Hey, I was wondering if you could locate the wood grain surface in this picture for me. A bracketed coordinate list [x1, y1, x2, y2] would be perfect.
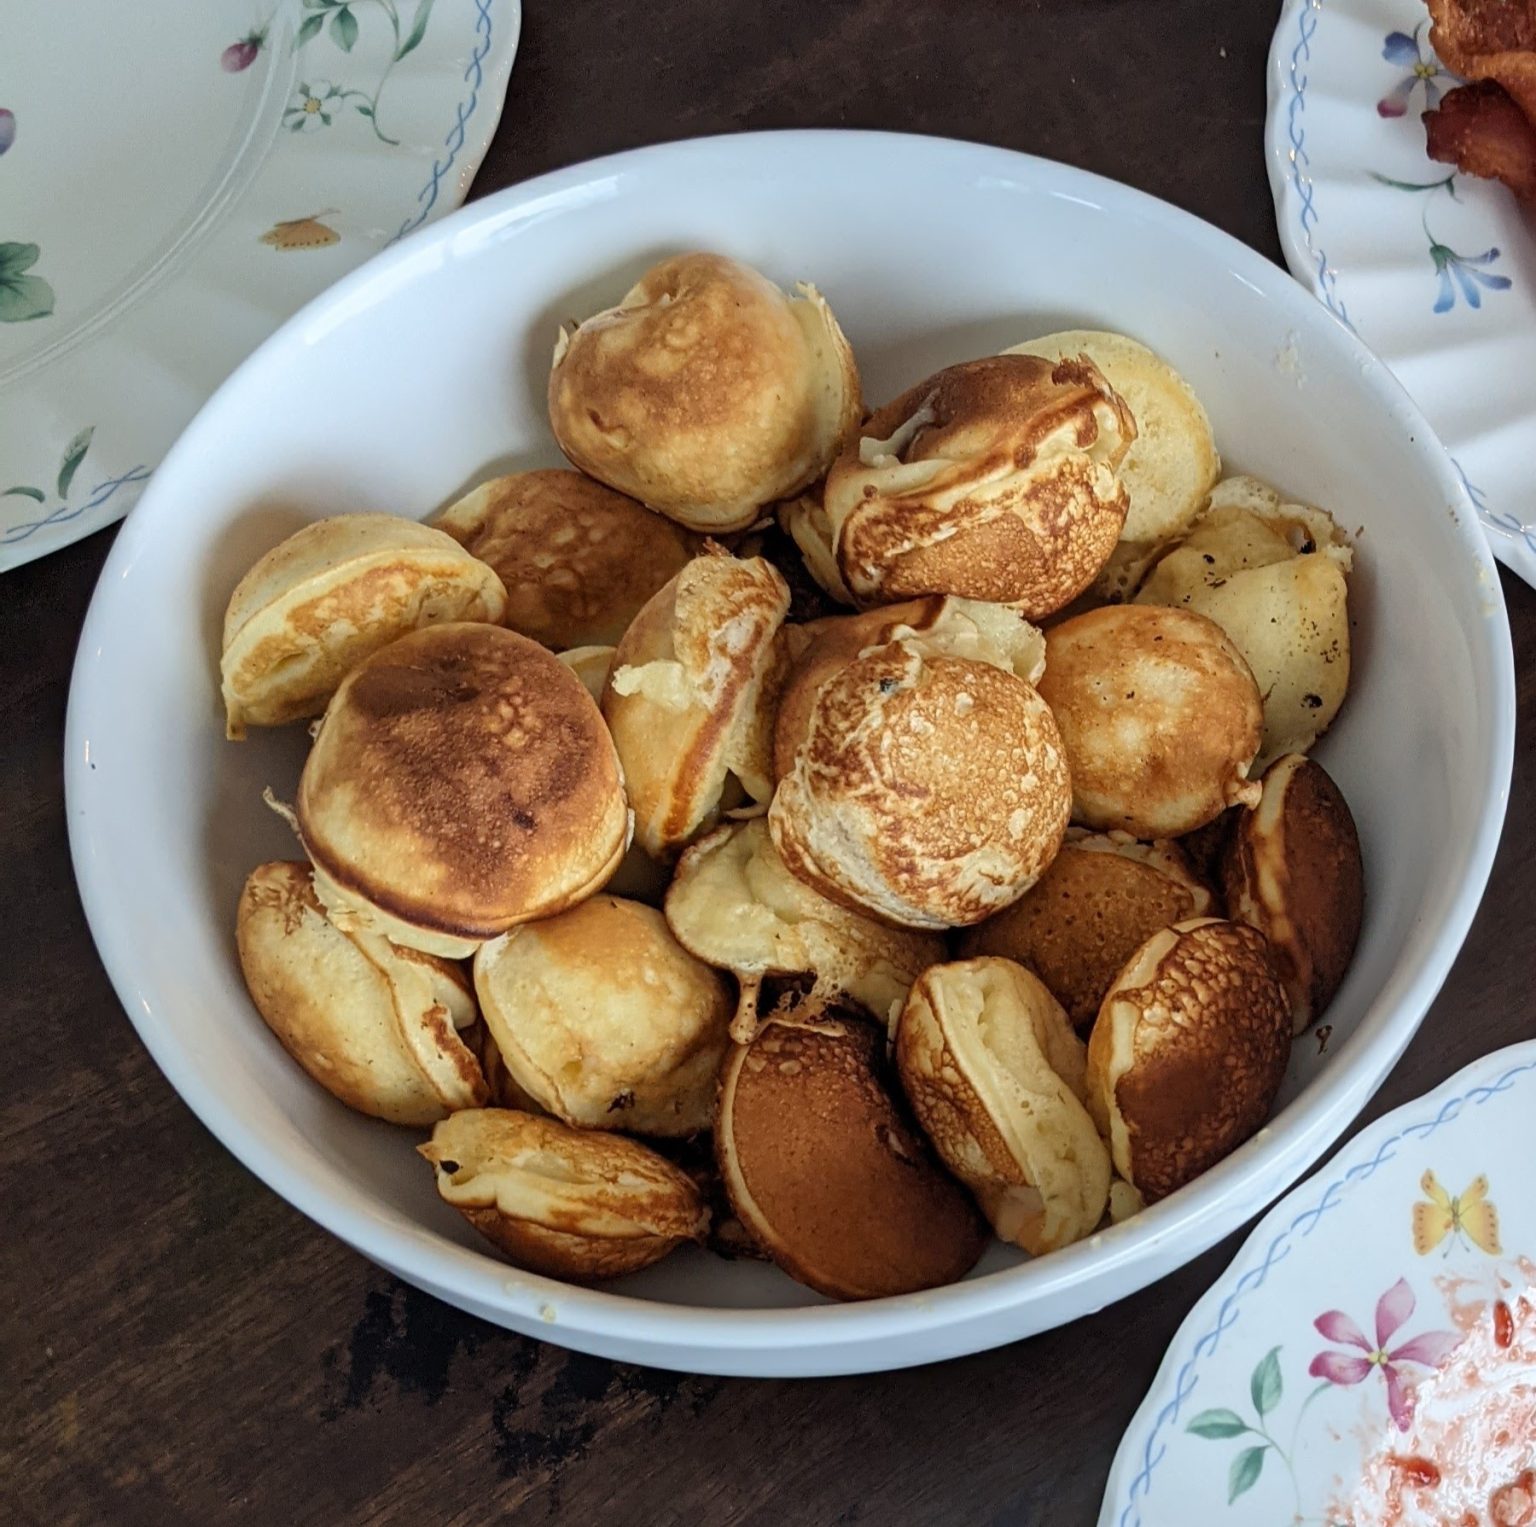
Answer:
[4, 3, 1532, 1523]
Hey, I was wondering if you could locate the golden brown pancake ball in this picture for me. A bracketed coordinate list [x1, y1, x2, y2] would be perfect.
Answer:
[1086, 918, 1291, 1202]
[1003, 330, 1219, 599]
[548, 252, 861, 534]
[603, 548, 789, 860]
[958, 832, 1214, 1032]
[433, 469, 692, 650]
[772, 595, 1046, 782]
[769, 638, 1072, 929]
[420, 1109, 708, 1281]
[1221, 753, 1364, 1034]
[473, 895, 733, 1137]
[715, 1012, 987, 1299]
[296, 622, 630, 958]
[1037, 604, 1263, 838]
[823, 353, 1135, 615]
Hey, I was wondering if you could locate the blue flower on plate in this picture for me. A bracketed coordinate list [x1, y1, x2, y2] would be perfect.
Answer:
[1431, 242, 1512, 312]
[1378, 27, 1448, 118]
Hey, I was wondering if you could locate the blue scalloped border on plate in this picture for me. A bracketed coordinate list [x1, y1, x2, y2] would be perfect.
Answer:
[390, 0, 497, 246]
[1110, 1048, 1536, 1525]
[1284, 0, 1353, 327]
[1271, 0, 1536, 570]
[0, 0, 519, 572]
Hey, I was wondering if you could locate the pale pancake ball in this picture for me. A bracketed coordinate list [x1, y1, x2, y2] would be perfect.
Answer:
[236, 861, 486, 1125]
[1038, 604, 1263, 838]
[473, 895, 733, 1137]
[420, 1109, 707, 1281]
[665, 817, 946, 1037]
[1134, 476, 1353, 769]
[220, 513, 507, 738]
[895, 958, 1111, 1255]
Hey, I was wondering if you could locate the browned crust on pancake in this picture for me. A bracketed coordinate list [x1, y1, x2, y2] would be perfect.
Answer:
[715, 1014, 986, 1299]
[769, 646, 1072, 928]
[433, 469, 693, 649]
[1221, 754, 1364, 1033]
[826, 353, 1133, 614]
[1087, 919, 1290, 1202]
[297, 622, 627, 942]
[959, 840, 1212, 1031]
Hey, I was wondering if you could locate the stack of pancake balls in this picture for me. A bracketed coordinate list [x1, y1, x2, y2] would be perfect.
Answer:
[224, 251, 1364, 1301]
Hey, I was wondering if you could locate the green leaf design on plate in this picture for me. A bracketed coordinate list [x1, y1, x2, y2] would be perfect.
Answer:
[1228, 1445, 1266, 1504]
[56, 426, 94, 499]
[331, 6, 358, 51]
[356, 103, 374, 117]
[1, 485, 45, 503]
[0, 242, 56, 322]
[1368, 171, 1457, 194]
[395, 0, 436, 61]
[296, 12, 325, 45]
[1250, 1347, 1282, 1418]
[1185, 1408, 1249, 1439]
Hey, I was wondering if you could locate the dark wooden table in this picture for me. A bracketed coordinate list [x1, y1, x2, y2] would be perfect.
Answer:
[5, 3, 1532, 1522]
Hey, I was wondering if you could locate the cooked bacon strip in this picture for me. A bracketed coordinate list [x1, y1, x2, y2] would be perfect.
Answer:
[1427, 0, 1536, 121]
[1424, 79, 1536, 204]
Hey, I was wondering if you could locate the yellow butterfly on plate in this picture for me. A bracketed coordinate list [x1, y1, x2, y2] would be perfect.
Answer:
[1413, 1169, 1501, 1256]
[260, 211, 340, 252]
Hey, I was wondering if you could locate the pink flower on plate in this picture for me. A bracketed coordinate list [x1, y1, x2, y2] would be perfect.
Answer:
[1309, 1278, 1461, 1430]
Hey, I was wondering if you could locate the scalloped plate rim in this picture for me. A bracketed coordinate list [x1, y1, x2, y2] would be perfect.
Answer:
[1264, 0, 1536, 589]
[1099, 1036, 1536, 1524]
[0, 0, 522, 575]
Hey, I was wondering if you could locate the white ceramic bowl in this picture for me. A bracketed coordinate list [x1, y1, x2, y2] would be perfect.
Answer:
[65, 131, 1514, 1378]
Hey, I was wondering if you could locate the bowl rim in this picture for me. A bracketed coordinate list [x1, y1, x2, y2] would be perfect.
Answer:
[64, 128, 1516, 1366]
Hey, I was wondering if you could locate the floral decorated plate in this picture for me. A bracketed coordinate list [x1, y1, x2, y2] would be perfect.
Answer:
[0, 0, 520, 572]
[1267, 0, 1536, 588]
[1101, 1040, 1536, 1525]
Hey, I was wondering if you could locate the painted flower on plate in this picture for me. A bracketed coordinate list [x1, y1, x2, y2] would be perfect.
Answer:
[1309, 1277, 1460, 1430]
[1431, 242, 1513, 313]
[1378, 27, 1449, 118]
[284, 81, 346, 132]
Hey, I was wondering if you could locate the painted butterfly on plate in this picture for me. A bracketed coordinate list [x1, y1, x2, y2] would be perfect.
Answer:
[1412, 1169, 1500, 1257]
[260, 212, 340, 251]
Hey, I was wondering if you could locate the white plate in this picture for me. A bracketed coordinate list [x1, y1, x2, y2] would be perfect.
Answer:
[64, 131, 1515, 1377]
[1267, 0, 1536, 588]
[0, 0, 520, 572]
[1101, 1039, 1536, 1525]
